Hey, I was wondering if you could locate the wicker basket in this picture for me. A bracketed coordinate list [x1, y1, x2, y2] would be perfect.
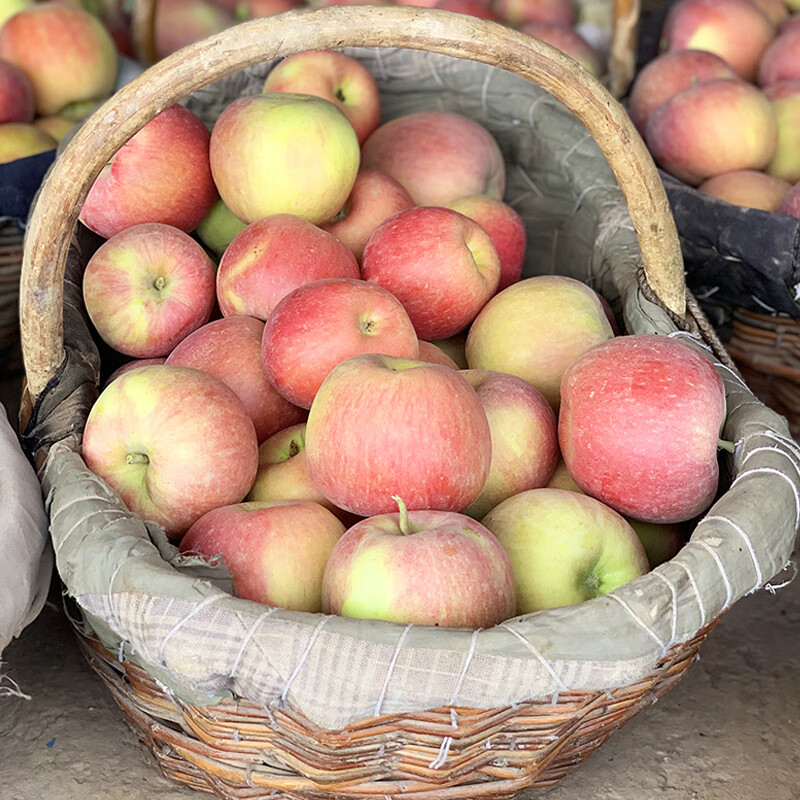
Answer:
[0, 219, 24, 375]
[18, 8, 800, 799]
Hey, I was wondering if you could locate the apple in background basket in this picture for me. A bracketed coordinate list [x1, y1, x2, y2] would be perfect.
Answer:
[757, 26, 800, 86]
[0, 3, 118, 118]
[461, 369, 559, 520]
[0, 60, 34, 124]
[447, 195, 527, 291]
[493, 0, 575, 28]
[216, 214, 360, 320]
[210, 93, 360, 226]
[698, 169, 791, 211]
[0, 122, 54, 164]
[263, 50, 381, 145]
[360, 111, 505, 207]
[465, 275, 615, 410]
[32, 115, 74, 143]
[778, 181, 800, 218]
[83, 223, 216, 358]
[305, 353, 492, 516]
[82, 365, 259, 539]
[645, 79, 777, 186]
[180, 500, 345, 612]
[262, 278, 420, 410]
[764, 81, 800, 184]
[80, 104, 218, 239]
[559, 334, 727, 524]
[361, 206, 500, 341]
[166, 315, 307, 442]
[320, 168, 415, 262]
[153, 0, 235, 61]
[482, 488, 649, 613]
[749, 0, 789, 26]
[322, 499, 516, 628]
[626, 49, 737, 136]
[659, 0, 776, 83]
[519, 24, 602, 77]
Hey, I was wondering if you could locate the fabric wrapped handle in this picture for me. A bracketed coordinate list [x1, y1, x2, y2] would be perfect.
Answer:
[19, 6, 685, 399]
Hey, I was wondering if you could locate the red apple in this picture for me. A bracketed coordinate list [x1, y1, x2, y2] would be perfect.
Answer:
[748, 0, 789, 26]
[305, 354, 492, 516]
[493, 0, 574, 27]
[154, 0, 234, 61]
[166, 315, 307, 442]
[361, 206, 500, 340]
[0, 121, 55, 163]
[0, 3, 117, 117]
[461, 369, 559, 519]
[697, 169, 791, 210]
[82, 365, 259, 538]
[361, 111, 506, 206]
[321, 499, 516, 628]
[626, 49, 737, 135]
[209, 93, 360, 226]
[660, 0, 776, 82]
[447, 194, 527, 291]
[465, 275, 615, 409]
[80, 104, 218, 239]
[417, 339, 460, 369]
[263, 50, 381, 145]
[758, 27, 800, 86]
[320, 168, 415, 262]
[519, 23, 603, 77]
[0, 59, 33, 124]
[180, 500, 345, 611]
[216, 214, 360, 320]
[83, 223, 216, 358]
[262, 278, 420, 410]
[778, 181, 800, 217]
[559, 334, 726, 524]
[645, 79, 777, 186]
[764, 80, 800, 183]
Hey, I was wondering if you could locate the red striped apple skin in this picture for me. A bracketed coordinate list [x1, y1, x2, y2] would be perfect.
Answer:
[558, 335, 726, 524]
[306, 354, 492, 517]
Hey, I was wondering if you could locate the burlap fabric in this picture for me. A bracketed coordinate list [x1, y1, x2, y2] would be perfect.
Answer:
[24, 49, 800, 730]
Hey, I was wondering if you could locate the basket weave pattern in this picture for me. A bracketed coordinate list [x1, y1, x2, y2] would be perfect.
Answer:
[0, 220, 24, 374]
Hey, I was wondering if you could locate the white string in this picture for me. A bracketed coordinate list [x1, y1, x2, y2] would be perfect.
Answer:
[280, 616, 331, 704]
[448, 628, 481, 707]
[741, 446, 800, 484]
[571, 184, 606, 215]
[651, 571, 678, 649]
[372, 48, 387, 81]
[500, 623, 569, 692]
[373, 624, 413, 717]
[158, 594, 223, 663]
[526, 93, 550, 127]
[672, 561, 707, 627]
[702, 514, 763, 593]
[0, 673, 31, 700]
[228, 607, 278, 679]
[607, 594, 667, 651]
[55, 508, 120, 555]
[730, 467, 800, 529]
[514, 165, 544, 198]
[428, 736, 453, 770]
[480, 69, 492, 114]
[559, 131, 592, 175]
[765, 560, 798, 594]
[695, 540, 733, 609]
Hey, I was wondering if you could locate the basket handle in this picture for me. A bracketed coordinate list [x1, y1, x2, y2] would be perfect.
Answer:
[608, 0, 640, 98]
[130, 0, 157, 67]
[20, 6, 685, 400]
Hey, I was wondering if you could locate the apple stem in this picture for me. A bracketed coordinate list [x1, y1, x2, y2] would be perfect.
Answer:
[717, 438, 736, 454]
[126, 452, 150, 465]
[289, 440, 300, 458]
[392, 495, 413, 535]
[153, 276, 166, 291]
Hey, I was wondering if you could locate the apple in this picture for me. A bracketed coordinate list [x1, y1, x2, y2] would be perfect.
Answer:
[262, 278, 420, 409]
[322, 498, 516, 627]
[417, 339, 460, 369]
[545, 458, 583, 493]
[749, 0, 789, 26]
[0, 59, 33, 124]
[447, 195, 527, 291]
[465, 275, 615, 409]
[305, 354, 492, 516]
[764, 81, 800, 183]
[104, 357, 167, 387]
[360, 111, 505, 206]
[180, 500, 344, 611]
[0, 122, 55, 163]
[32, 115, 75, 143]
[82, 364, 259, 538]
[461, 369, 559, 519]
[697, 169, 791, 211]
[209, 93, 360, 226]
[519, 23, 603, 77]
[493, 0, 575, 27]
[433, 0, 501, 20]
[645, 79, 777, 186]
[559, 334, 726, 524]
[361, 206, 500, 340]
[429, 333, 468, 369]
[263, 50, 381, 145]
[195, 197, 246, 257]
[216, 214, 360, 320]
[320, 168, 415, 262]
[626, 49, 737, 135]
[482, 488, 649, 613]
[0, 3, 118, 118]
[154, 0, 234, 61]
[758, 26, 800, 86]
[82, 222, 217, 358]
[628, 518, 689, 569]
[0, 0, 32, 29]
[659, 0, 776, 82]
[782, 13, 800, 32]
[166, 315, 306, 442]
[80, 104, 218, 239]
[778, 181, 800, 217]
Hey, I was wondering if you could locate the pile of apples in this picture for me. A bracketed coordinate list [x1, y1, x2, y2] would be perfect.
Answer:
[79, 49, 728, 631]
[628, 0, 800, 218]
